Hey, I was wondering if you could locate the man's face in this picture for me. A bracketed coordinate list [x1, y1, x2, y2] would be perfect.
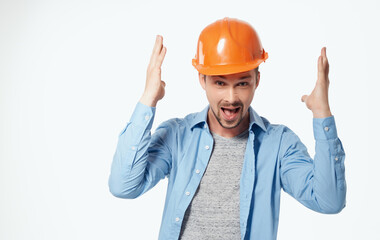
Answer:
[199, 68, 260, 129]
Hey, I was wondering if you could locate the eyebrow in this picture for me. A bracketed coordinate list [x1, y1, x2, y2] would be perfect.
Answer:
[213, 75, 251, 80]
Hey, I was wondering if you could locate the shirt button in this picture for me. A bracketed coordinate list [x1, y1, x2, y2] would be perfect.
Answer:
[175, 217, 180, 222]
[131, 146, 136, 150]
[324, 126, 329, 131]
[204, 125, 207, 129]
[145, 115, 150, 121]
[335, 157, 339, 161]
[195, 169, 200, 174]
[205, 145, 210, 150]
[185, 191, 190, 196]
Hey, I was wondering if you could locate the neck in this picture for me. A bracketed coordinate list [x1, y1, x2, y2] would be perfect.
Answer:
[207, 108, 250, 138]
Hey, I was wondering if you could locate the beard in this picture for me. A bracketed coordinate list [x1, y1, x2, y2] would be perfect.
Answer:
[210, 102, 245, 129]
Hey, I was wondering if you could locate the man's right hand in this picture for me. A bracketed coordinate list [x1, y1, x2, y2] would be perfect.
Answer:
[139, 35, 167, 107]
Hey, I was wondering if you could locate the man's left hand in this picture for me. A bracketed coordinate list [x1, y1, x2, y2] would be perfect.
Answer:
[301, 47, 333, 118]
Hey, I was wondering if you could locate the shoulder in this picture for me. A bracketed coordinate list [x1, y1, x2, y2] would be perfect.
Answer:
[154, 109, 201, 133]
[259, 116, 305, 158]
[259, 116, 302, 146]
[260, 116, 290, 136]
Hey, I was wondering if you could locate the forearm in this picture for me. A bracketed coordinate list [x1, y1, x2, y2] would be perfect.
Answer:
[140, 94, 159, 107]
[280, 115, 346, 214]
[312, 116, 346, 213]
[108, 102, 156, 199]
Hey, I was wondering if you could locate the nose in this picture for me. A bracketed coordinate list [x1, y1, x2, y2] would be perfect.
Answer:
[225, 86, 239, 104]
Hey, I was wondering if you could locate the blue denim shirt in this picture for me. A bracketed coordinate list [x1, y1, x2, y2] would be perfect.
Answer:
[108, 102, 346, 240]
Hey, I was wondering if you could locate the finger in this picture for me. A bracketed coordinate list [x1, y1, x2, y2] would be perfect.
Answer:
[318, 57, 328, 83]
[149, 35, 163, 64]
[301, 95, 308, 102]
[156, 46, 167, 68]
[318, 47, 329, 81]
[322, 47, 329, 65]
[321, 47, 326, 58]
[322, 47, 329, 75]
[317, 55, 324, 79]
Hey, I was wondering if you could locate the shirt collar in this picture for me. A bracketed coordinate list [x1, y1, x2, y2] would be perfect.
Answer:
[190, 105, 267, 132]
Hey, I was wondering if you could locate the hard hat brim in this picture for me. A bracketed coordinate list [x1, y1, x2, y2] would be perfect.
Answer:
[192, 53, 268, 76]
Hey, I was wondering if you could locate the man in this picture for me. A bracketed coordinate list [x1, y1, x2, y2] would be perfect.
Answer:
[108, 17, 346, 240]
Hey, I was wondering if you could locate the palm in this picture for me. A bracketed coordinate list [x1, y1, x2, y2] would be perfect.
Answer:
[301, 47, 332, 118]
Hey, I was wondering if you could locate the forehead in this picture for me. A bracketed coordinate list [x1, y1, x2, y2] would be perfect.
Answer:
[209, 69, 255, 80]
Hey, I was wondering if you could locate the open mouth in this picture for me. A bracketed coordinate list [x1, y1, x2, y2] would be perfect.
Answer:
[221, 107, 241, 121]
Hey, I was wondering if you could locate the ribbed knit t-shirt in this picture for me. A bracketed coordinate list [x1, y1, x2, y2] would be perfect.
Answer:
[179, 129, 249, 240]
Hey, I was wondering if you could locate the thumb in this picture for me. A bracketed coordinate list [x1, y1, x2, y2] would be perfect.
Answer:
[301, 95, 308, 102]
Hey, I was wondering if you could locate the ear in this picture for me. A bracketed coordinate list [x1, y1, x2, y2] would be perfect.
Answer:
[198, 73, 206, 90]
[255, 71, 261, 89]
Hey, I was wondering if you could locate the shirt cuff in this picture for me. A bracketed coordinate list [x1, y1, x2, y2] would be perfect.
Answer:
[130, 101, 156, 130]
[313, 115, 338, 140]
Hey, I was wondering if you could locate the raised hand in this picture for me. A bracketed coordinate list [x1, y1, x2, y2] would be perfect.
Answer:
[301, 47, 332, 118]
[139, 35, 167, 107]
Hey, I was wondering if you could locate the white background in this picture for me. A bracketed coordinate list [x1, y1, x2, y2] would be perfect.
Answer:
[1, 0, 379, 239]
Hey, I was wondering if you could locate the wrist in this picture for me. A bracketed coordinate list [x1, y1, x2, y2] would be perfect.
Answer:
[312, 109, 332, 118]
[139, 94, 158, 107]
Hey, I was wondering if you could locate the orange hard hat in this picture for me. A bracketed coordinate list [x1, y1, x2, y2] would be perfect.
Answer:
[192, 17, 268, 76]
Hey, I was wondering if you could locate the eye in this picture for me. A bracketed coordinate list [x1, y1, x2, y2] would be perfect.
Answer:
[215, 81, 225, 86]
[238, 82, 248, 86]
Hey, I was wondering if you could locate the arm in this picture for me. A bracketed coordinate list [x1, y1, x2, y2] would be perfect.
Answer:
[108, 35, 169, 199]
[280, 47, 346, 213]
[279, 118, 346, 213]
[108, 102, 172, 199]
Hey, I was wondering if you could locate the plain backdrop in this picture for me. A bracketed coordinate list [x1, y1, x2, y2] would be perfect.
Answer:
[1, 0, 379, 239]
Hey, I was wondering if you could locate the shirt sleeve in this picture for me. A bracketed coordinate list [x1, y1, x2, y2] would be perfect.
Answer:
[108, 102, 172, 199]
[279, 115, 346, 214]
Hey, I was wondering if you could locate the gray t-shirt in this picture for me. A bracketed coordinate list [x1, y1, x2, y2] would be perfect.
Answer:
[179, 129, 249, 240]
